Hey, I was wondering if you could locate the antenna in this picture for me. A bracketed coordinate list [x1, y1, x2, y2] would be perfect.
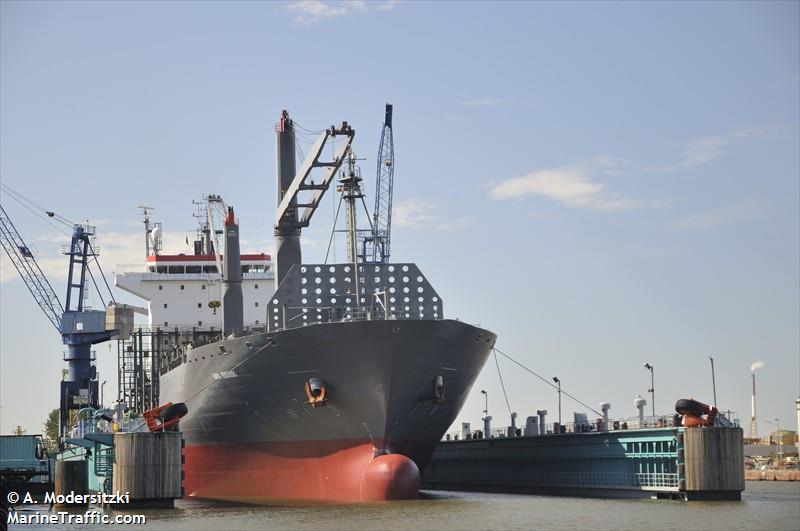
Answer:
[137, 205, 154, 256]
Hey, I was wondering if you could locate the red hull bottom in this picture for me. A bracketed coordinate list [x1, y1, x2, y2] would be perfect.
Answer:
[183, 439, 420, 503]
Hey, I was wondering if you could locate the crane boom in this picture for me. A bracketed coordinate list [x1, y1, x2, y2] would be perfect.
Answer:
[371, 103, 395, 263]
[0, 203, 63, 332]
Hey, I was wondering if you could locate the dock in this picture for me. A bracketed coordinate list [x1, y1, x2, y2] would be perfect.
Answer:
[422, 426, 744, 500]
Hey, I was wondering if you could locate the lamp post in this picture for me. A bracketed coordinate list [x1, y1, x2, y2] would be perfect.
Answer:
[644, 363, 655, 422]
[552, 377, 561, 428]
[765, 417, 783, 459]
[480, 389, 490, 439]
[709, 356, 717, 409]
[774, 417, 783, 460]
[101, 380, 107, 408]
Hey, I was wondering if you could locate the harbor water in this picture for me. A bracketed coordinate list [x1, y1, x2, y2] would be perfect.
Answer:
[8, 481, 799, 530]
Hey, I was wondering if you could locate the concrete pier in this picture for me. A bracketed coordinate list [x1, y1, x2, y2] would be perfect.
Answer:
[682, 427, 744, 500]
[54, 460, 88, 506]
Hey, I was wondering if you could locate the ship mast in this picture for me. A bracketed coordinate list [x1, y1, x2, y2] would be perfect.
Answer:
[340, 149, 363, 264]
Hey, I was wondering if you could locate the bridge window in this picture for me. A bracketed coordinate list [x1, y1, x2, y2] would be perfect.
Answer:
[203, 265, 218, 274]
[156, 266, 167, 273]
[186, 265, 201, 274]
[168, 266, 184, 274]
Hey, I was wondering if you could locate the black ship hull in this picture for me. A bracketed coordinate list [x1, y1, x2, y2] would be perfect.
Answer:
[158, 318, 495, 503]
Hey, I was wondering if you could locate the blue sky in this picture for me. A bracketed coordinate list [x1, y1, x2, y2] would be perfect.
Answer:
[1, 1, 798, 438]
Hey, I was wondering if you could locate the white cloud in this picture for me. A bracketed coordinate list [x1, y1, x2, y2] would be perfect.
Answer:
[646, 129, 762, 172]
[394, 199, 436, 227]
[489, 158, 641, 210]
[284, 0, 397, 24]
[376, 0, 400, 11]
[674, 201, 761, 230]
[393, 199, 468, 231]
[459, 98, 506, 107]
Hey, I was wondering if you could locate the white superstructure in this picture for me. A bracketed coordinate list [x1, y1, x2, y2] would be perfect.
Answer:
[115, 253, 274, 328]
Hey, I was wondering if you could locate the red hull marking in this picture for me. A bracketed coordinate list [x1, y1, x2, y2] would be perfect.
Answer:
[183, 439, 421, 503]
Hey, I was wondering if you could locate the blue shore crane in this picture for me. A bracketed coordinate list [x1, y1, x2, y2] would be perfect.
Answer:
[0, 200, 126, 444]
[362, 103, 395, 263]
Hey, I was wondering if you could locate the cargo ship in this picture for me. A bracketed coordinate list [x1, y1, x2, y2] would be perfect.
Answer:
[117, 109, 496, 503]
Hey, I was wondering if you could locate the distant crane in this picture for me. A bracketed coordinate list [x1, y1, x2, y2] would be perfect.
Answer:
[0, 196, 130, 444]
[362, 103, 395, 263]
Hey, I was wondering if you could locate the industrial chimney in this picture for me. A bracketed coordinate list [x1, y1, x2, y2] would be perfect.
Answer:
[750, 361, 764, 439]
[222, 207, 243, 336]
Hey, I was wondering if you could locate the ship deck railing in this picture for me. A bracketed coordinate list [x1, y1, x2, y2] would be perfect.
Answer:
[114, 267, 273, 281]
[276, 304, 438, 332]
[445, 413, 739, 441]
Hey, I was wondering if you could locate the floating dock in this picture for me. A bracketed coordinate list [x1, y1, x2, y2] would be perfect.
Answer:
[422, 426, 744, 500]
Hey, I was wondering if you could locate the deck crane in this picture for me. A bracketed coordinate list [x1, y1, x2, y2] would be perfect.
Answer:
[361, 103, 395, 263]
[0, 200, 133, 444]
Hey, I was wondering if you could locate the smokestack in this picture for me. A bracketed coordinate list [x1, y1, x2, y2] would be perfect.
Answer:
[274, 110, 301, 287]
[223, 207, 243, 336]
[796, 398, 800, 451]
[749, 360, 764, 439]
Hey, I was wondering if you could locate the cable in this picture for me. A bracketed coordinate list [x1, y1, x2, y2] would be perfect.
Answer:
[492, 345, 603, 417]
[0, 186, 71, 235]
[0, 183, 75, 227]
[293, 121, 324, 135]
[493, 349, 513, 418]
[85, 264, 107, 308]
[324, 194, 345, 264]
[88, 240, 117, 305]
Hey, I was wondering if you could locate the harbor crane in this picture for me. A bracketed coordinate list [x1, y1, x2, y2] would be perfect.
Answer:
[361, 103, 395, 263]
[0, 198, 133, 444]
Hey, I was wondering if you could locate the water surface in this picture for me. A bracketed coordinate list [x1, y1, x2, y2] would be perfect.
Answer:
[10, 481, 800, 530]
